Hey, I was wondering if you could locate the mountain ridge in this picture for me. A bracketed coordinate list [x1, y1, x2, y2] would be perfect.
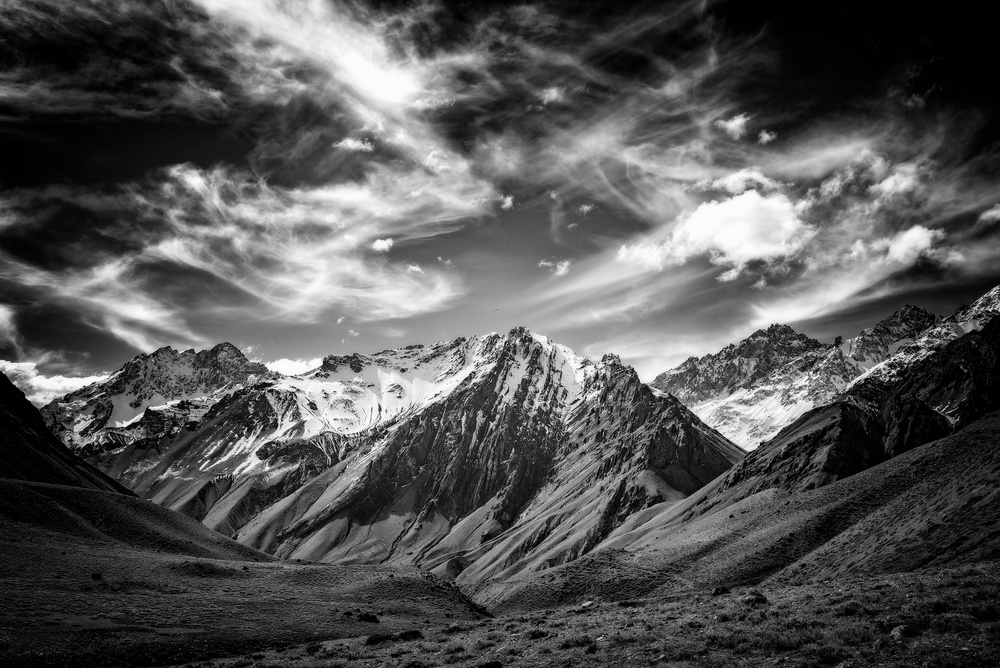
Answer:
[651, 301, 953, 447]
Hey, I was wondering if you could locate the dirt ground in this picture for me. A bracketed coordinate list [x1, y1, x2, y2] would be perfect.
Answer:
[0, 525, 485, 667]
[4, 535, 998, 668]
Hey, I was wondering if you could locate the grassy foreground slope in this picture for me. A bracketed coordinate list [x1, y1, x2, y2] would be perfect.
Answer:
[0, 480, 487, 667]
[167, 563, 1000, 668]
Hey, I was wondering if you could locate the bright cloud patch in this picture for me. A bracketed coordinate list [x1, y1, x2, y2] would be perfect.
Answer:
[715, 113, 752, 140]
[0, 304, 17, 350]
[870, 162, 921, 198]
[618, 190, 812, 278]
[0, 360, 108, 406]
[370, 238, 394, 252]
[334, 137, 374, 152]
[870, 225, 943, 265]
[265, 357, 322, 375]
[977, 204, 1000, 226]
[539, 259, 572, 276]
[703, 168, 781, 195]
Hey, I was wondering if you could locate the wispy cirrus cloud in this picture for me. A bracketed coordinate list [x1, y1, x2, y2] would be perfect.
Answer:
[2, 0, 998, 384]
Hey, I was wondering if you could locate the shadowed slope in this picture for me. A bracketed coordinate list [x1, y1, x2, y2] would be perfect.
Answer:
[0, 372, 131, 494]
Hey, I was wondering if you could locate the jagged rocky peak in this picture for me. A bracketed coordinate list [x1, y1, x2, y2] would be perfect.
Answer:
[844, 304, 938, 366]
[755, 323, 813, 342]
[40, 342, 270, 450]
[117, 341, 267, 382]
[947, 284, 1000, 326]
[320, 352, 368, 374]
[601, 352, 623, 365]
[651, 323, 823, 405]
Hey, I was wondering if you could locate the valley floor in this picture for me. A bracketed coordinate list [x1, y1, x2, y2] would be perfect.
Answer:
[3, 552, 998, 667]
[0, 529, 484, 667]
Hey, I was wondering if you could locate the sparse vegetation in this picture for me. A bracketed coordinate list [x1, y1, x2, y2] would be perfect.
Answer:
[3, 515, 1000, 668]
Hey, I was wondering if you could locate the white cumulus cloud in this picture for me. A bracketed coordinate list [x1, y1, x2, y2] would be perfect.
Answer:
[617, 190, 812, 278]
[870, 225, 944, 265]
[370, 238, 394, 252]
[264, 357, 322, 375]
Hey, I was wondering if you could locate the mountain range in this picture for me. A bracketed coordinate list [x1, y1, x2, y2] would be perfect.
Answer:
[6, 284, 1000, 665]
[41, 328, 742, 586]
[653, 286, 1000, 448]
[32, 284, 1000, 602]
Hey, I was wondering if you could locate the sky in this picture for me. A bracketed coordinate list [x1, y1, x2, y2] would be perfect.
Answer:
[2, 0, 999, 404]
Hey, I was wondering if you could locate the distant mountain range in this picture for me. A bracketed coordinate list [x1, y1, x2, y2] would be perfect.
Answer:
[653, 286, 1000, 448]
[41, 327, 741, 585]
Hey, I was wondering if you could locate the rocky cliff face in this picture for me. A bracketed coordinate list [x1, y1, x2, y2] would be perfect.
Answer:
[652, 305, 941, 448]
[43, 328, 742, 584]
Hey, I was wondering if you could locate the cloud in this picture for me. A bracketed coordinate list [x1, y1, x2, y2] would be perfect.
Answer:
[617, 190, 812, 278]
[6, 0, 999, 385]
[0, 304, 18, 352]
[761, 135, 881, 181]
[540, 87, 564, 105]
[701, 168, 781, 195]
[0, 360, 107, 406]
[978, 204, 1000, 226]
[539, 259, 572, 277]
[348, 329, 360, 337]
[869, 225, 944, 265]
[334, 138, 375, 152]
[715, 113, 752, 140]
[264, 357, 322, 375]
[758, 130, 777, 145]
[0, 1, 313, 122]
[870, 162, 921, 198]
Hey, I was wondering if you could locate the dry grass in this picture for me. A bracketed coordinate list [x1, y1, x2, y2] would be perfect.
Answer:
[120, 562, 1000, 668]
